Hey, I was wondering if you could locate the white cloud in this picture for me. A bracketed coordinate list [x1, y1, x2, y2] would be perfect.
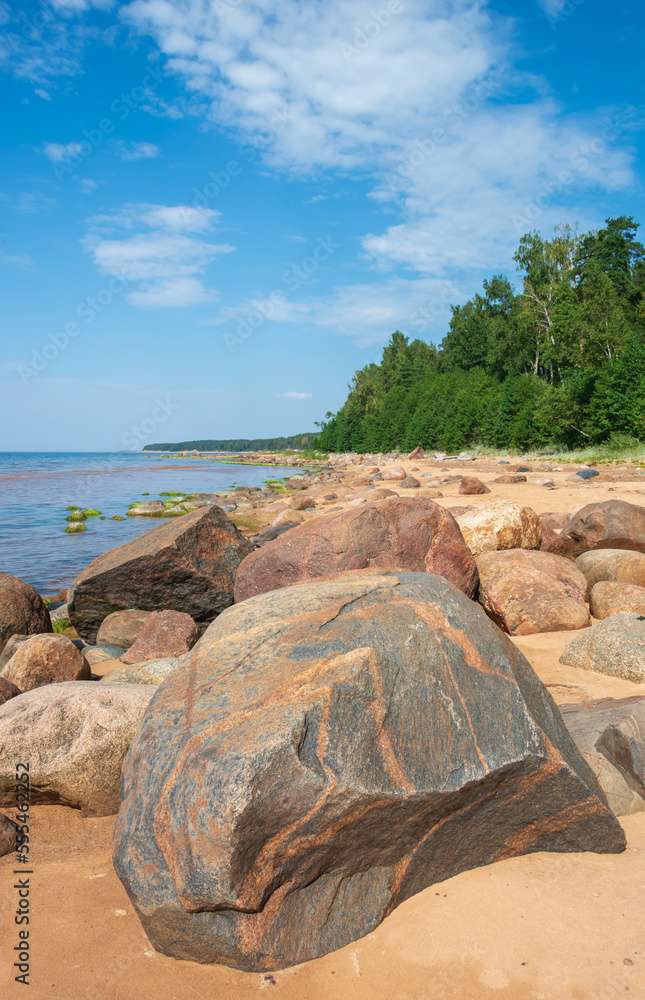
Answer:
[213, 276, 461, 345]
[85, 202, 234, 308]
[79, 177, 98, 192]
[43, 141, 85, 163]
[277, 391, 313, 399]
[118, 140, 160, 161]
[120, 0, 634, 285]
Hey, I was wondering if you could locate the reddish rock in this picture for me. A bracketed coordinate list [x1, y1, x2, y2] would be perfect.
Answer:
[407, 447, 425, 459]
[1, 634, 90, 691]
[576, 549, 645, 595]
[559, 500, 645, 557]
[493, 474, 527, 484]
[234, 497, 478, 602]
[590, 581, 645, 620]
[120, 610, 199, 665]
[399, 475, 420, 489]
[381, 466, 406, 481]
[96, 609, 152, 650]
[289, 495, 316, 511]
[0, 677, 21, 706]
[539, 521, 579, 560]
[477, 549, 590, 635]
[0, 573, 51, 654]
[114, 571, 624, 972]
[459, 477, 491, 495]
[68, 506, 252, 643]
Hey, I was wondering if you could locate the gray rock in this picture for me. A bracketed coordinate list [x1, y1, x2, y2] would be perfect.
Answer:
[560, 613, 645, 682]
[561, 697, 645, 816]
[0, 813, 17, 857]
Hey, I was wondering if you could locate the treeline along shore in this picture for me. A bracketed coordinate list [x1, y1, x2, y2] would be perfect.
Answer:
[318, 217, 644, 454]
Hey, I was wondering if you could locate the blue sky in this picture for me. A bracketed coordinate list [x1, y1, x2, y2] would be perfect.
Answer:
[0, 0, 643, 450]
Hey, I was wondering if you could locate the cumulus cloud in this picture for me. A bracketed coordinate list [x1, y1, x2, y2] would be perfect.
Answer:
[85, 203, 234, 308]
[119, 0, 634, 291]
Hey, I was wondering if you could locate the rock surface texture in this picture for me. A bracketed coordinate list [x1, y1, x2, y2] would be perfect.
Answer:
[476, 549, 590, 635]
[0, 676, 21, 706]
[559, 500, 645, 557]
[0, 682, 156, 815]
[590, 581, 645, 620]
[576, 549, 645, 595]
[0, 573, 52, 654]
[560, 613, 645, 682]
[561, 697, 645, 816]
[234, 497, 478, 603]
[1, 633, 90, 691]
[459, 476, 491, 495]
[96, 609, 152, 650]
[0, 812, 16, 857]
[120, 610, 198, 665]
[455, 501, 541, 556]
[68, 506, 252, 642]
[114, 571, 624, 972]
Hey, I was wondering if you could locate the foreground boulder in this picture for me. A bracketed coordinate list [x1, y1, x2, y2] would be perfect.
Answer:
[0, 573, 51, 654]
[576, 549, 645, 595]
[561, 697, 645, 816]
[1, 634, 90, 691]
[234, 497, 478, 603]
[96, 609, 152, 649]
[560, 614, 645, 682]
[590, 581, 645, 620]
[120, 610, 198, 665]
[477, 549, 590, 635]
[68, 506, 252, 642]
[0, 813, 17, 858]
[114, 571, 624, 972]
[0, 682, 156, 815]
[559, 500, 645, 557]
[455, 501, 541, 556]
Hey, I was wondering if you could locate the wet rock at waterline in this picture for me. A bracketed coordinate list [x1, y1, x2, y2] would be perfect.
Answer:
[114, 571, 624, 972]
[68, 506, 252, 643]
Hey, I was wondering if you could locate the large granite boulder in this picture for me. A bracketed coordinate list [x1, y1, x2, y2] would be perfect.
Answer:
[120, 610, 198, 665]
[559, 500, 645, 557]
[1, 633, 90, 691]
[576, 549, 645, 596]
[96, 609, 152, 649]
[476, 549, 590, 635]
[0, 573, 51, 654]
[114, 571, 624, 972]
[234, 497, 478, 603]
[561, 697, 645, 816]
[560, 613, 645, 682]
[455, 501, 541, 556]
[0, 682, 156, 815]
[590, 581, 645, 619]
[100, 657, 181, 686]
[68, 506, 252, 642]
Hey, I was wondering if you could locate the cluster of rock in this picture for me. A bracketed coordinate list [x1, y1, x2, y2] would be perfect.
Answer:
[0, 473, 644, 972]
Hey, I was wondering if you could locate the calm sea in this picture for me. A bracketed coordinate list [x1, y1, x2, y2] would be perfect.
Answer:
[0, 452, 293, 594]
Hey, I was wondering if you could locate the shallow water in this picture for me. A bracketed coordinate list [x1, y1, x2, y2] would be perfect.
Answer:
[0, 452, 293, 594]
